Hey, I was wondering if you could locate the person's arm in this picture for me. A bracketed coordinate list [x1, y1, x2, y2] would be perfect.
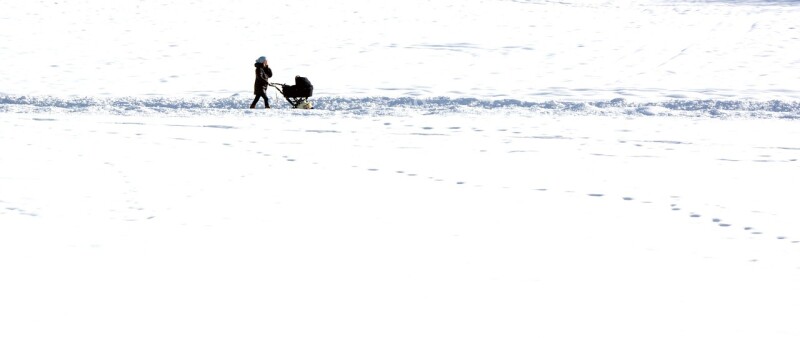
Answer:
[264, 62, 273, 78]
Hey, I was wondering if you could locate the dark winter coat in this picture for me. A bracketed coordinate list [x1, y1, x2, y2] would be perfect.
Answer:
[253, 63, 273, 95]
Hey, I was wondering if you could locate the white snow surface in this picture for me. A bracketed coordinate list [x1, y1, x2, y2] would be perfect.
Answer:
[2, 0, 800, 102]
[1, 1, 800, 338]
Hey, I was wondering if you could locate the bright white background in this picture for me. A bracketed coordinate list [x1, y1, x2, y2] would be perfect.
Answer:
[1, 1, 799, 338]
[1, 0, 799, 100]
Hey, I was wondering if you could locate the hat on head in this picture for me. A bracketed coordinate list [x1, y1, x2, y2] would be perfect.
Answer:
[256, 56, 267, 63]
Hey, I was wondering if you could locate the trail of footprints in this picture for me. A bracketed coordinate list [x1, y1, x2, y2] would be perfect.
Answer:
[273, 147, 797, 246]
[109, 121, 800, 247]
[32, 119, 800, 249]
[260, 123, 798, 248]
[101, 119, 794, 247]
[0, 200, 38, 217]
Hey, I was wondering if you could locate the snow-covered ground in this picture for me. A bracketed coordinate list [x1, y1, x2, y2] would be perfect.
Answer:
[1, 1, 799, 337]
[2, 0, 800, 101]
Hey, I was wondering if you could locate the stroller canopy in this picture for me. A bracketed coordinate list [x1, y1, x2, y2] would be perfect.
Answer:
[283, 76, 313, 98]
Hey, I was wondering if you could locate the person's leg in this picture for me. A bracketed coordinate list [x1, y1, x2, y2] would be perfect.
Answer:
[263, 92, 270, 108]
[250, 95, 260, 109]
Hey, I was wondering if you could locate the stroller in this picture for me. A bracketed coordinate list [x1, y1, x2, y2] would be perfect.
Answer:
[269, 76, 314, 109]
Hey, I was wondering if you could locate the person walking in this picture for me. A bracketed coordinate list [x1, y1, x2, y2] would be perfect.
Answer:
[250, 56, 273, 109]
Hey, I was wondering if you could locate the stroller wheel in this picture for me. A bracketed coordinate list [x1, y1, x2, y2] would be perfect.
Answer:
[296, 100, 313, 109]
